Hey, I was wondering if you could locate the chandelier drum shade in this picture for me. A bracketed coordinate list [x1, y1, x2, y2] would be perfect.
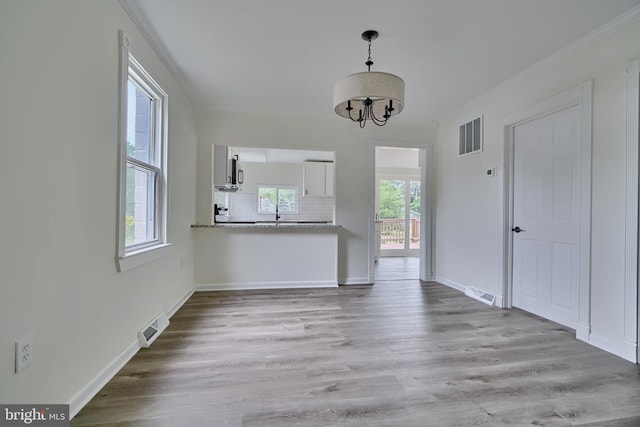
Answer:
[333, 30, 405, 128]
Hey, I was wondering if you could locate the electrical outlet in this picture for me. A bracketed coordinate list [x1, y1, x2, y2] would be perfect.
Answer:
[15, 335, 33, 373]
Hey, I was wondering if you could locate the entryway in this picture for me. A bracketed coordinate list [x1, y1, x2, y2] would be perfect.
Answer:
[369, 143, 433, 283]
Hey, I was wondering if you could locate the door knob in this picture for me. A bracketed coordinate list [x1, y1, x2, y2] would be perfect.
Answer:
[512, 226, 524, 233]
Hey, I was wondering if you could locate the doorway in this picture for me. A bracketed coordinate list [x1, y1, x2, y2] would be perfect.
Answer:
[500, 82, 592, 342]
[369, 143, 433, 283]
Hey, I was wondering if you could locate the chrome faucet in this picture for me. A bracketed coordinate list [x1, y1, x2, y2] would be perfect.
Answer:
[275, 204, 281, 221]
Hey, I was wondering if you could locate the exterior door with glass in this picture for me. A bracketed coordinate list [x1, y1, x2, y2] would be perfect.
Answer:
[377, 177, 421, 257]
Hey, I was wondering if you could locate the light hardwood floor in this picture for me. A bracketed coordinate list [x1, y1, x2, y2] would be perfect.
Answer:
[72, 259, 640, 426]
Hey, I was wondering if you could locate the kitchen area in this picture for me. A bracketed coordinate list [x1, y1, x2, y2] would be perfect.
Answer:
[193, 145, 340, 290]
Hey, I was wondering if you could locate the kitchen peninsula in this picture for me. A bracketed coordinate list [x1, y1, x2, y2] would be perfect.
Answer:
[194, 145, 339, 290]
[192, 222, 340, 290]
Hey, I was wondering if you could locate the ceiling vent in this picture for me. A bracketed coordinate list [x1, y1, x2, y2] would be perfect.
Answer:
[138, 312, 170, 348]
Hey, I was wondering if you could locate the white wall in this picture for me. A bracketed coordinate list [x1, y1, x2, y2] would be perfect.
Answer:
[0, 0, 197, 411]
[197, 112, 435, 284]
[435, 18, 640, 359]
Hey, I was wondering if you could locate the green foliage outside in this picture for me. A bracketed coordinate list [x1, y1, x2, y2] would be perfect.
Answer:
[259, 187, 296, 213]
[125, 215, 135, 245]
[379, 179, 421, 219]
[125, 142, 136, 246]
[277, 188, 296, 212]
[379, 180, 405, 219]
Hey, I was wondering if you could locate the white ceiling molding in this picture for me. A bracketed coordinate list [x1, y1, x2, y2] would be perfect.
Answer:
[437, 3, 640, 124]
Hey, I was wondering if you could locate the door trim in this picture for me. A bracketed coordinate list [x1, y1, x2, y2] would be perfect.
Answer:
[498, 81, 593, 343]
[625, 59, 639, 363]
[368, 140, 434, 283]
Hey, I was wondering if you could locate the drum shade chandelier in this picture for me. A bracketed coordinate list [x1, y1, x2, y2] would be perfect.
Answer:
[333, 30, 405, 128]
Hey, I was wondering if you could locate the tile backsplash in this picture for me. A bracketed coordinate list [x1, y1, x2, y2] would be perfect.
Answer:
[214, 191, 333, 222]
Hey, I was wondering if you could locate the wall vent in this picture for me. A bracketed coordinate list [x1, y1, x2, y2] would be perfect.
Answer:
[138, 312, 170, 348]
[459, 115, 483, 156]
[465, 286, 495, 306]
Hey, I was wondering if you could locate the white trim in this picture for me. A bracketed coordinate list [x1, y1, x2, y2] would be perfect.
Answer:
[69, 338, 139, 419]
[195, 281, 338, 291]
[368, 139, 434, 284]
[625, 59, 640, 363]
[339, 277, 372, 285]
[116, 243, 172, 272]
[588, 333, 638, 363]
[438, 4, 640, 123]
[119, 0, 195, 105]
[69, 287, 193, 419]
[117, 31, 170, 272]
[433, 277, 466, 293]
[368, 141, 376, 284]
[419, 145, 434, 282]
[577, 81, 593, 338]
[498, 81, 593, 341]
[167, 289, 194, 318]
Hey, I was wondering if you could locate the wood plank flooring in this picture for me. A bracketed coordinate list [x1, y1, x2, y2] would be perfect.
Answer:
[72, 259, 640, 426]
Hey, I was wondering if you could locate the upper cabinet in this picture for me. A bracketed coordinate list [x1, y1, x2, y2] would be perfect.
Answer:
[303, 161, 334, 197]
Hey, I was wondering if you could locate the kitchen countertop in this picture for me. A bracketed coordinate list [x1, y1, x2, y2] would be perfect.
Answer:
[191, 222, 341, 229]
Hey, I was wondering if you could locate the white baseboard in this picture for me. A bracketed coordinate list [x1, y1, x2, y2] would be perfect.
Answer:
[339, 277, 372, 285]
[433, 276, 466, 293]
[419, 272, 434, 282]
[69, 338, 139, 419]
[587, 333, 638, 363]
[69, 287, 194, 419]
[576, 322, 591, 342]
[195, 280, 338, 291]
[494, 294, 505, 308]
[167, 289, 194, 317]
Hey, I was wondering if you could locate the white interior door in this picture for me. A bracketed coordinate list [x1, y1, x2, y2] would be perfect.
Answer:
[512, 105, 580, 328]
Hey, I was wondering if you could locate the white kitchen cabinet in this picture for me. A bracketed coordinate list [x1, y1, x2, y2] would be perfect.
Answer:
[303, 161, 333, 197]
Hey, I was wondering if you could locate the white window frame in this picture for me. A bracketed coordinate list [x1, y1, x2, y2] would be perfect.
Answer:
[257, 184, 299, 215]
[116, 32, 170, 272]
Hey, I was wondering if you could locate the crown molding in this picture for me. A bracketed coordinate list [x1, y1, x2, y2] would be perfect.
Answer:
[119, 0, 200, 107]
[437, 4, 640, 124]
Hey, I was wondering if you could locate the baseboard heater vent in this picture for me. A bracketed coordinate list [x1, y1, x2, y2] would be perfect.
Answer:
[465, 287, 496, 306]
[138, 312, 170, 348]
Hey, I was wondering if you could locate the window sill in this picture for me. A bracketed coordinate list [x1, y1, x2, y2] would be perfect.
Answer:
[116, 243, 172, 272]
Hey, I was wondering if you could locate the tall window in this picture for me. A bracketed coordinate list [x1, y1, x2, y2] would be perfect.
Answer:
[117, 32, 169, 271]
[258, 185, 298, 214]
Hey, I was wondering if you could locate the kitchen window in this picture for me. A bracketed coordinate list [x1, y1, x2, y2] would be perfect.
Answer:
[116, 32, 170, 272]
[257, 185, 298, 214]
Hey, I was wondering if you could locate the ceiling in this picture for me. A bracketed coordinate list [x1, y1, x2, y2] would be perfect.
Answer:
[124, 0, 640, 125]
